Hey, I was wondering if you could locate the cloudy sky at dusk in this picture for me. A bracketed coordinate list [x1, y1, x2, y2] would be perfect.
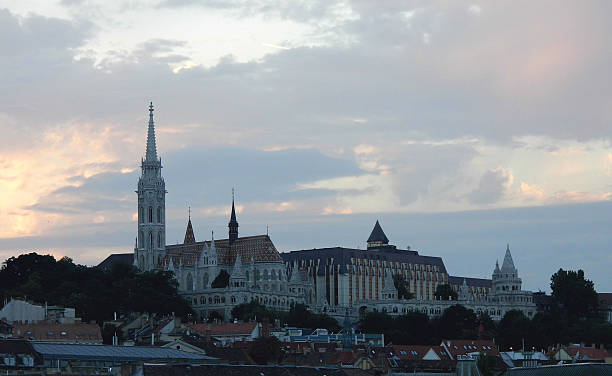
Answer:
[0, 0, 610, 292]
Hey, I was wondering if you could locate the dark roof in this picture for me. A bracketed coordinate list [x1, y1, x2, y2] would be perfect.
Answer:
[184, 219, 196, 244]
[281, 247, 447, 274]
[97, 253, 133, 270]
[143, 363, 351, 376]
[0, 339, 37, 355]
[367, 220, 389, 244]
[448, 276, 492, 289]
[31, 342, 213, 361]
[13, 322, 102, 343]
[503, 363, 612, 376]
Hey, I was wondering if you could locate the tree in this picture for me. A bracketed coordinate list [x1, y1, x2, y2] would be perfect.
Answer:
[284, 303, 340, 331]
[249, 336, 281, 364]
[550, 268, 598, 321]
[231, 301, 278, 322]
[496, 310, 531, 350]
[0, 252, 193, 324]
[437, 305, 477, 339]
[393, 274, 414, 300]
[211, 270, 230, 288]
[434, 284, 458, 300]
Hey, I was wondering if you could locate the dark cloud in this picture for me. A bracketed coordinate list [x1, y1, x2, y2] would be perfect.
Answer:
[27, 147, 362, 213]
[467, 169, 511, 204]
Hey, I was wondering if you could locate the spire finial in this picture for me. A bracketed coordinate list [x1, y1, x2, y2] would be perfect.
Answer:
[232, 186, 235, 202]
[188, 206, 191, 220]
[145, 101, 158, 162]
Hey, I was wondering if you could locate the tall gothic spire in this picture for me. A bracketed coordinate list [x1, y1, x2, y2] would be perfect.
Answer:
[229, 188, 239, 245]
[145, 102, 158, 162]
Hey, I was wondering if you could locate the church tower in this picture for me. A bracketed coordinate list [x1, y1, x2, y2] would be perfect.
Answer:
[228, 191, 239, 245]
[135, 102, 166, 271]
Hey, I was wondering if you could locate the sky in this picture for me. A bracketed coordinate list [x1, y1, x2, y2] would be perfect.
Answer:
[0, 0, 610, 292]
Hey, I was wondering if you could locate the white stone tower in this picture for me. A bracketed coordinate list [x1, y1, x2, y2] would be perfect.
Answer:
[135, 102, 166, 271]
[492, 244, 522, 294]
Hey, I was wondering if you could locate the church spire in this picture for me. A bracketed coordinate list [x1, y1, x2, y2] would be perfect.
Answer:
[229, 188, 239, 245]
[145, 102, 158, 162]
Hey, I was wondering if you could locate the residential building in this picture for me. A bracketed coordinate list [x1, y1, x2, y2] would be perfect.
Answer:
[188, 321, 261, 346]
[12, 322, 103, 344]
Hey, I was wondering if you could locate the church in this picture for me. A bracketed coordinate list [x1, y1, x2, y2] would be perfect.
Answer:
[101, 103, 536, 322]
[132, 103, 311, 320]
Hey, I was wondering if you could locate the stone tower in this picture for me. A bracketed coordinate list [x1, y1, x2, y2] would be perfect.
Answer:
[135, 102, 166, 271]
[492, 244, 522, 294]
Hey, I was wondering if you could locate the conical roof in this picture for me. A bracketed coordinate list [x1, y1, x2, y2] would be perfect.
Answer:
[183, 219, 196, 244]
[145, 102, 158, 162]
[367, 220, 389, 244]
[500, 244, 516, 272]
[229, 199, 238, 226]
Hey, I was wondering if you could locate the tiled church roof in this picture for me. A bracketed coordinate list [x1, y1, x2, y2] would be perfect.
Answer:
[184, 219, 196, 244]
[163, 235, 282, 267]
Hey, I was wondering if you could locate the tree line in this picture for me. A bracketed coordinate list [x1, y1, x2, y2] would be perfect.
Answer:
[0, 253, 193, 324]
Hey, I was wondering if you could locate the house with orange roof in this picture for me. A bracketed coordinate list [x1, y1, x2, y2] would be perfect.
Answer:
[189, 321, 261, 346]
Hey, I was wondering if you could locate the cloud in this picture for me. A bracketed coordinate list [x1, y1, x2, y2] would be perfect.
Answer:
[468, 168, 513, 204]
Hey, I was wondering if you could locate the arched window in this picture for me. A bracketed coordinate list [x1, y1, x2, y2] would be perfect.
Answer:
[157, 207, 162, 223]
[139, 231, 144, 249]
[263, 270, 269, 280]
[186, 273, 193, 291]
[139, 206, 144, 223]
[246, 271, 250, 281]
[149, 232, 153, 249]
[148, 206, 153, 222]
[203, 273, 209, 289]
[157, 232, 162, 248]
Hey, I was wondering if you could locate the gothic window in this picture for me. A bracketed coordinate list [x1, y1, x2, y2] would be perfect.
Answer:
[139, 231, 144, 249]
[271, 270, 276, 280]
[157, 232, 162, 248]
[246, 271, 250, 281]
[139, 255, 144, 268]
[255, 270, 260, 281]
[139, 206, 144, 223]
[149, 232, 153, 249]
[203, 273, 209, 288]
[148, 206, 153, 222]
[263, 270, 269, 280]
[186, 273, 193, 291]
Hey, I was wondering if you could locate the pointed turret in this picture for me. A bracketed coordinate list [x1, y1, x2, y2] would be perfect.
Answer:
[228, 190, 239, 245]
[145, 102, 158, 162]
[367, 220, 389, 249]
[494, 260, 500, 274]
[501, 244, 516, 273]
[184, 217, 196, 245]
